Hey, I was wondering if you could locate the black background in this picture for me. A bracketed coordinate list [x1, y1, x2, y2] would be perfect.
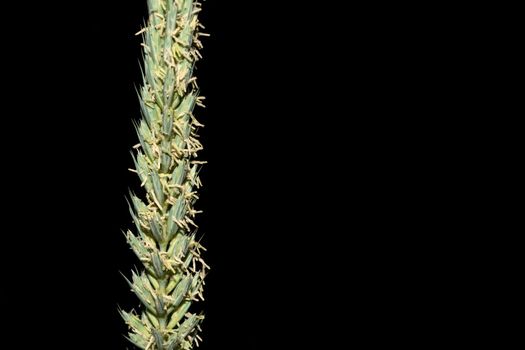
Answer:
[0, 1, 475, 348]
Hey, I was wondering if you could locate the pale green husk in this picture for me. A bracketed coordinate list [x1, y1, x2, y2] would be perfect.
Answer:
[121, 1, 208, 349]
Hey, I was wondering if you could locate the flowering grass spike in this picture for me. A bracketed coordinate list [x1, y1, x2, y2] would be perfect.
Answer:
[120, 0, 208, 349]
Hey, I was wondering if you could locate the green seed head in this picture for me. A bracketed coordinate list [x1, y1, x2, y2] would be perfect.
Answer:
[122, 1, 208, 349]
